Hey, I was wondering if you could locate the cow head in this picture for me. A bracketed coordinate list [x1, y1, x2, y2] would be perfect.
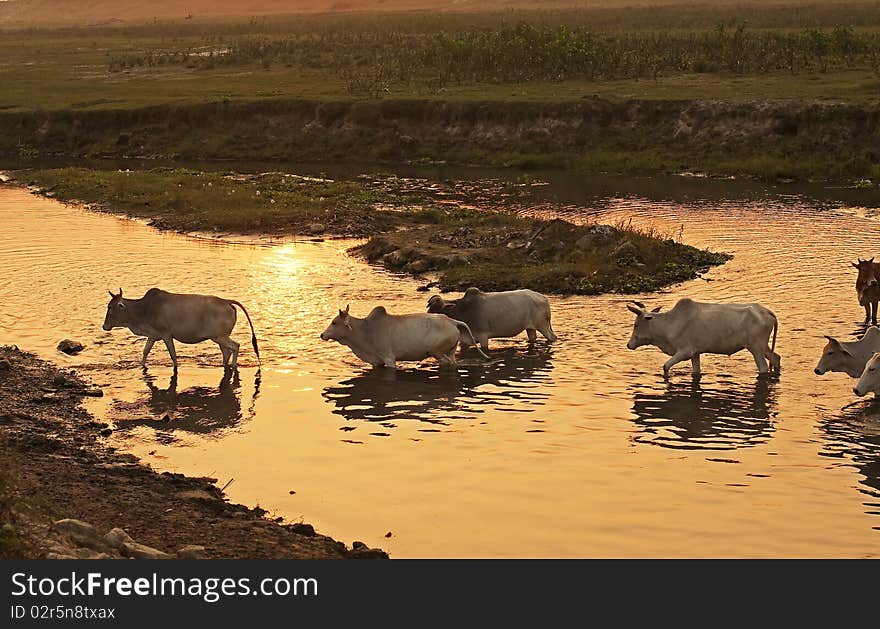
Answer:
[320, 305, 352, 342]
[626, 301, 662, 350]
[853, 257, 878, 286]
[853, 352, 880, 397]
[427, 294, 461, 316]
[102, 288, 126, 331]
[426, 295, 446, 313]
[814, 335, 858, 376]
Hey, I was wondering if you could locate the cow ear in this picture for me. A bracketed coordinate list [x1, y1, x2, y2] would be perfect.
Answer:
[651, 306, 662, 313]
[824, 335, 839, 345]
[871, 257, 875, 263]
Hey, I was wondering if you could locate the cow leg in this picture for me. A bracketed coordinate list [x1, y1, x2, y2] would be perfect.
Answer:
[873, 301, 878, 326]
[381, 356, 396, 369]
[662, 351, 691, 378]
[538, 321, 558, 342]
[221, 336, 240, 368]
[764, 346, 781, 372]
[526, 329, 537, 343]
[216, 341, 230, 368]
[435, 351, 457, 368]
[215, 336, 240, 369]
[141, 337, 157, 366]
[691, 355, 702, 376]
[865, 303, 872, 324]
[478, 335, 490, 353]
[750, 347, 769, 373]
[163, 337, 179, 371]
[228, 339, 240, 368]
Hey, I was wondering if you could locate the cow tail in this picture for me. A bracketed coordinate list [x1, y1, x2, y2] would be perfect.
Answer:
[230, 300, 261, 365]
[454, 320, 490, 360]
[771, 315, 778, 355]
[769, 312, 779, 372]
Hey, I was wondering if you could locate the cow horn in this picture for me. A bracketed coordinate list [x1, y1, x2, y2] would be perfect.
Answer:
[108, 290, 115, 299]
[344, 304, 350, 315]
[631, 300, 646, 309]
[119, 287, 123, 297]
[651, 306, 662, 313]
[871, 257, 875, 263]
[626, 304, 642, 315]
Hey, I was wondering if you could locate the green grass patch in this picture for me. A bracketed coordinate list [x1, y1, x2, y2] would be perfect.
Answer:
[3, 8, 880, 112]
[16, 165, 730, 295]
[16, 167, 432, 234]
[1, 8, 880, 183]
[357, 216, 730, 295]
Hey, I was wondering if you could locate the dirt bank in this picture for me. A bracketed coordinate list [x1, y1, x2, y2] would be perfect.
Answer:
[2, 98, 879, 181]
[0, 346, 387, 559]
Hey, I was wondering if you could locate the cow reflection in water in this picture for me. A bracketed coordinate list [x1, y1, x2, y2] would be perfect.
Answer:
[631, 376, 778, 450]
[819, 405, 880, 505]
[322, 348, 553, 427]
[112, 369, 260, 437]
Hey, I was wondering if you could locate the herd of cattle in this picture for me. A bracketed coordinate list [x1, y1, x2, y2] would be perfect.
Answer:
[100, 259, 880, 399]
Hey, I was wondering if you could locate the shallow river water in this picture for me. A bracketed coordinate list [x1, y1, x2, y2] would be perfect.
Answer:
[2, 173, 880, 558]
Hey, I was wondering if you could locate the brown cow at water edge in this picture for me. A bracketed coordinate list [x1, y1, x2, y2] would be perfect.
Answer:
[852, 257, 880, 325]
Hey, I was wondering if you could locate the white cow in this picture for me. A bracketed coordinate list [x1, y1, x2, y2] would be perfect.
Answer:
[102, 288, 259, 371]
[853, 352, 880, 397]
[814, 327, 880, 378]
[320, 305, 487, 368]
[626, 298, 780, 377]
[426, 287, 557, 351]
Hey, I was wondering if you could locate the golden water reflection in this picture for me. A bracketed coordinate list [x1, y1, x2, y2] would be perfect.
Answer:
[631, 376, 778, 450]
[4, 183, 880, 557]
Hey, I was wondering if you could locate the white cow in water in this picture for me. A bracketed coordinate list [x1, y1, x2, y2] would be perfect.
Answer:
[626, 298, 780, 377]
[426, 287, 557, 351]
[853, 352, 880, 397]
[320, 304, 487, 368]
[102, 288, 260, 371]
[814, 327, 880, 378]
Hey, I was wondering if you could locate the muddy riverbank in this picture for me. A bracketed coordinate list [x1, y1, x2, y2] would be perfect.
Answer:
[2, 98, 879, 183]
[0, 346, 387, 559]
